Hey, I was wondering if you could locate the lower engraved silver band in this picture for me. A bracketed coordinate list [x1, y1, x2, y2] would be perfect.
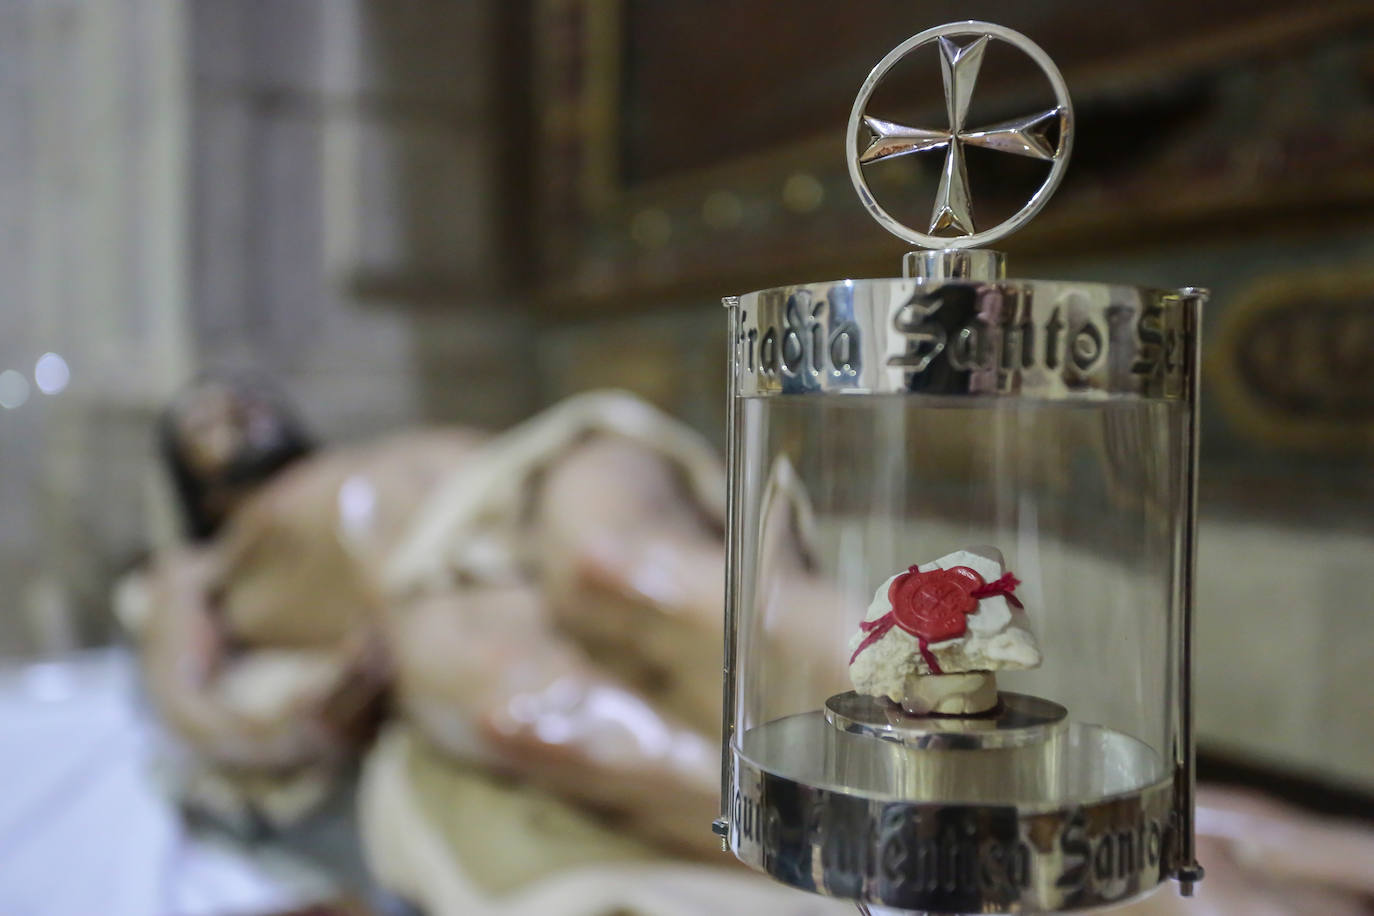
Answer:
[730, 749, 1176, 913]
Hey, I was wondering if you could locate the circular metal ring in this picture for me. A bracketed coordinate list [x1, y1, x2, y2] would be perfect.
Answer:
[846, 21, 1075, 250]
[824, 690, 1069, 750]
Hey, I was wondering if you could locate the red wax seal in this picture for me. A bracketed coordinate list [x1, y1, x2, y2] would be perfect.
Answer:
[889, 565, 985, 642]
[850, 559, 1024, 671]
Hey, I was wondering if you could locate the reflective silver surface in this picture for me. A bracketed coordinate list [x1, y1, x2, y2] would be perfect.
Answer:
[1173, 288, 1208, 895]
[846, 22, 1074, 250]
[732, 715, 1172, 912]
[718, 297, 744, 845]
[739, 713, 1164, 806]
[719, 16, 1206, 906]
[825, 691, 1068, 751]
[731, 278, 1199, 401]
[902, 248, 1005, 282]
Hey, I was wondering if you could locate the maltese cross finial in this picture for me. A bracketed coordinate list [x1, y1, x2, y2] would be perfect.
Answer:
[846, 22, 1074, 250]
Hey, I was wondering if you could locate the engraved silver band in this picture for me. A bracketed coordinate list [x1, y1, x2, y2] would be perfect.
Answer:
[728, 279, 1202, 401]
[730, 749, 1176, 913]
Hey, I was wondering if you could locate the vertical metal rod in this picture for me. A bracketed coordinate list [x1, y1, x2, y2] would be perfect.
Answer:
[1174, 288, 1207, 894]
[714, 296, 742, 847]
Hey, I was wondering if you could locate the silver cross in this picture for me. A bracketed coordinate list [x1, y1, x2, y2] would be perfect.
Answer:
[846, 23, 1074, 250]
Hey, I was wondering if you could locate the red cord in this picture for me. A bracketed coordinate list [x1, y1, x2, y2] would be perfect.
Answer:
[849, 612, 945, 673]
[970, 572, 1023, 608]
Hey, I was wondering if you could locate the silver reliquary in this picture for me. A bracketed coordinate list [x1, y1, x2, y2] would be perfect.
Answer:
[715, 20, 1206, 914]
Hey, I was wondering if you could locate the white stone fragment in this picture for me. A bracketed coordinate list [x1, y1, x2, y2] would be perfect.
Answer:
[847, 545, 1041, 708]
[900, 671, 999, 715]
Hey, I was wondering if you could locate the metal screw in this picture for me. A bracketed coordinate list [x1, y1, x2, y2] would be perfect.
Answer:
[1174, 863, 1206, 897]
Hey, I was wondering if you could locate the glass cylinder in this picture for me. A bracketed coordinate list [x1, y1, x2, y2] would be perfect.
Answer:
[720, 276, 1203, 914]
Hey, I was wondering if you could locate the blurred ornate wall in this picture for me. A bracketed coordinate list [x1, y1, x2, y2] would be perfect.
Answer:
[523, 0, 1374, 793]
[186, 0, 535, 438]
[0, 0, 1369, 799]
[0, 0, 190, 653]
[0, 0, 539, 654]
